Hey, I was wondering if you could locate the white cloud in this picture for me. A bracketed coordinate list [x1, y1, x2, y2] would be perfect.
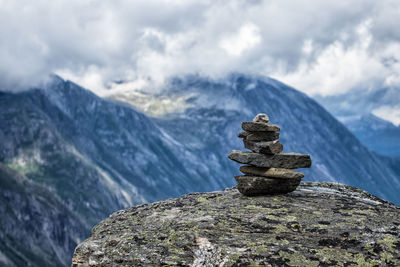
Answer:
[273, 20, 386, 96]
[0, 0, 399, 105]
[373, 105, 400, 126]
[219, 23, 261, 56]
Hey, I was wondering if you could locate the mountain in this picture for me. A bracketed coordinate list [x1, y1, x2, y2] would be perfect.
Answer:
[1, 74, 400, 265]
[109, 74, 400, 204]
[0, 163, 88, 266]
[344, 113, 400, 157]
[314, 86, 400, 128]
[72, 182, 400, 266]
[0, 76, 232, 266]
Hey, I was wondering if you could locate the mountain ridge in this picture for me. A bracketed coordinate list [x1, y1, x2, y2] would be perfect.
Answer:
[345, 113, 400, 157]
[1, 73, 400, 266]
[138, 74, 400, 202]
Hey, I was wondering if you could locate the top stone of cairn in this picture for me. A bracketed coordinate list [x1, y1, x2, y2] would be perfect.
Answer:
[253, 113, 269, 124]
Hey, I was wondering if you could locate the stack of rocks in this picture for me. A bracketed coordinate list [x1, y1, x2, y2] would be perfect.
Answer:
[228, 114, 311, 196]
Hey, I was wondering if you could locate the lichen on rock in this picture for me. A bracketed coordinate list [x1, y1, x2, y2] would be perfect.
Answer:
[72, 182, 400, 266]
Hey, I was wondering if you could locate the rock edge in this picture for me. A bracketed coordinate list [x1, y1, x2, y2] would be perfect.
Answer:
[72, 182, 400, 267]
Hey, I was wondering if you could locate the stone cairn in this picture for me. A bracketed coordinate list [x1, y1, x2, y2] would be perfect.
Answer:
[228, 113, 312, 196]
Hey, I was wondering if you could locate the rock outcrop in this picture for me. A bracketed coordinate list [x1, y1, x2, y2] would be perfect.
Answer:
[72, 182, 400, 266]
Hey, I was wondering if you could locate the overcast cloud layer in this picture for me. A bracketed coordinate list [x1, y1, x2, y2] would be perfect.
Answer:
[1, 0, 400, 123]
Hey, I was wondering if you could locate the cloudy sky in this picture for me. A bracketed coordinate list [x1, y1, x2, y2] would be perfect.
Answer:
[1, 0, 400, 124]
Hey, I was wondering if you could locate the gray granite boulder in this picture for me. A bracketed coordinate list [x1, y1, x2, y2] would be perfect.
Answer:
[72, 183, 400, 266]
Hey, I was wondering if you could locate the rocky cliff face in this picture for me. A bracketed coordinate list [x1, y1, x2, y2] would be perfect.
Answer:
[0, 163, 88, 266]
[73, 182, 400, 266]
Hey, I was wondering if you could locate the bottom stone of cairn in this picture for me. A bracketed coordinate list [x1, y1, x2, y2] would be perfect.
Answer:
[234, 175, 301, 196]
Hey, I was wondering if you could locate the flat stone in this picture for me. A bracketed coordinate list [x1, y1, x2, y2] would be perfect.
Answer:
[253, 113, 269, 124]
[228, 150, 312, 169]
[244, 140, 283, 154]
[239, 166, 305, 179]
[238, 131, 249, 138]
[242, 122, 280, 132]
[238, 131, 280, 141]
[234, 175, 301, 196]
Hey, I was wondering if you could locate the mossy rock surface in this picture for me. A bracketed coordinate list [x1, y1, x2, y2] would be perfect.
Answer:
[72, 182, 400, 266]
